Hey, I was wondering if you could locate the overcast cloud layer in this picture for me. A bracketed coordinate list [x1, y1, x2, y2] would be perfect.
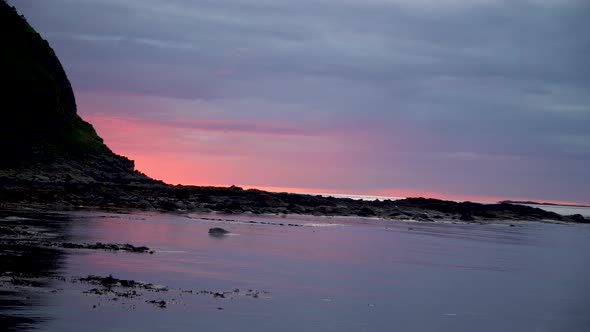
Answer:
[10, 0, 590, 203]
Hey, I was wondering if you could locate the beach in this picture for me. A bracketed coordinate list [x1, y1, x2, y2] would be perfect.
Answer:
[2, 207, 590, 331]
[2, 1, 589, 331]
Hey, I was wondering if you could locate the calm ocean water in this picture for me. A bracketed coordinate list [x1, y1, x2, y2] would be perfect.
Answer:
[2, 210, 590, 331]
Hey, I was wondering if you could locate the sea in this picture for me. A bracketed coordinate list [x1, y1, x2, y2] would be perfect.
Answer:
[1, 203, 590, 331]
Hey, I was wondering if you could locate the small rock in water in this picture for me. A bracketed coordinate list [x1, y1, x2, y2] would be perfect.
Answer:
[208, 228, 229, 236]
[213, 292, 226, 298]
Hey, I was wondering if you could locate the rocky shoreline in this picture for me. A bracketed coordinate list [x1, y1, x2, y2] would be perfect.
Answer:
[0, 189, 587, 330]
[0, 178, 587, 224]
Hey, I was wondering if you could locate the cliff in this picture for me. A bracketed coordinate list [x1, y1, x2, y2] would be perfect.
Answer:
[0, 1, 152, 184]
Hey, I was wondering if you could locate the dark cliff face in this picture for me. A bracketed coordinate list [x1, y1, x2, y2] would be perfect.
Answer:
[0, 2, 152, 183]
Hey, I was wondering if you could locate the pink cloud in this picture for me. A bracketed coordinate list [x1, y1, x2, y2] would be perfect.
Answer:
[84, 115, 319, 137]
[81, 114, 368, 186]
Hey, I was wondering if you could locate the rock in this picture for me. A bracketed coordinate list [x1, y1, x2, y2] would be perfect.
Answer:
[137, 199, 155, 210]
[286, 203, 305, 214]
[459, 213, 475, 221]
[47, 241, 154, 253]
[357, 207, 376, 217]
[215, 200, 242, 212]
[368, 199, 384, 208]
[253, 193, 284, 208]
[414, 213, 432, 221]
[314, 206, 331, 215]
[569, 214, 588, 223]
[208, 227, 229, 236]
[158, 200, 180, 211]
[33, 175, 51, 182]
[146, 300, 167, 308]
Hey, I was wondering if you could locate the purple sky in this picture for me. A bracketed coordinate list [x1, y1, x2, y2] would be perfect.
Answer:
[10, 0, 590, 203]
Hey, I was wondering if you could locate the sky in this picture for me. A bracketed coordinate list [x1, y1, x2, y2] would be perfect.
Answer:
[10, 0, 590, 204]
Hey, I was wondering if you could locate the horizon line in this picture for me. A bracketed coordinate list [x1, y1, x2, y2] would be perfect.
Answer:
[159, 180, 589, 207]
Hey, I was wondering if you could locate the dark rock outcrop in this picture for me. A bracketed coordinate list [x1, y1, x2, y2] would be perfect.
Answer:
[459, 213, 475, 221]
[569, 214, 588, 223]
[357, 206, 376, 217]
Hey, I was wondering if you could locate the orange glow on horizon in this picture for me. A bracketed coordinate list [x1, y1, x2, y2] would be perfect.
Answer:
[150, 179, 588, 206]
[129, 153, 588, 206]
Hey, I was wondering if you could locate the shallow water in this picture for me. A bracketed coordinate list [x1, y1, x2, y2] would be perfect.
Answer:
[2, 210, 590, 331]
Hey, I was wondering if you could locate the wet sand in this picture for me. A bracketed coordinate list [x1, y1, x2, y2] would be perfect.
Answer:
[2, 208, 590, 331]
